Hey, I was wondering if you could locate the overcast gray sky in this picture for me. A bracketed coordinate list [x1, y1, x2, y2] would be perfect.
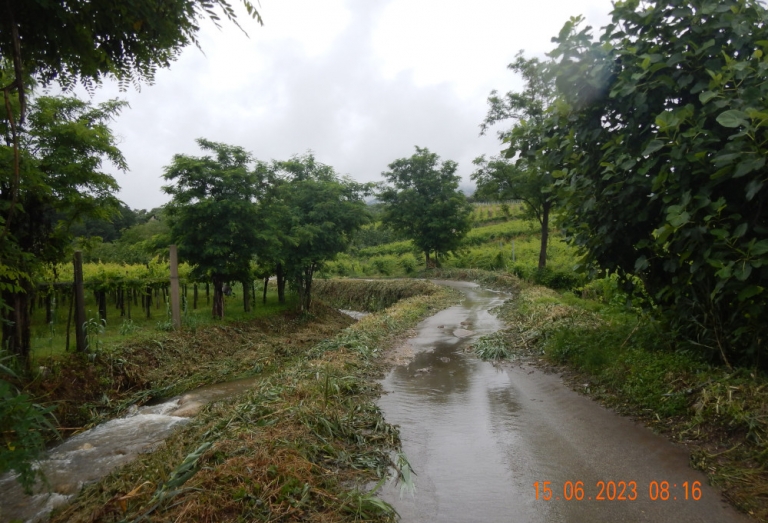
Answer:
[57, 0, 615, 211]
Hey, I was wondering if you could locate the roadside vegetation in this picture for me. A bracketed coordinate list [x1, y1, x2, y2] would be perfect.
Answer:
[47, 281, 458, 523]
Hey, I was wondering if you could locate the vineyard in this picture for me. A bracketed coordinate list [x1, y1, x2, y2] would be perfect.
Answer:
[322, 202, 583, 289]
[31, 260, 287, 358]
[28, 202, 568, 357]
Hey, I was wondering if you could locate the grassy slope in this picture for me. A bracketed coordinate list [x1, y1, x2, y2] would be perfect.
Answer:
[322, 203, 582, 287]
[24, 299, 351, 434]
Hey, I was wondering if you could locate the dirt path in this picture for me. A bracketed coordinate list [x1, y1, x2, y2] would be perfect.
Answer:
[377, 280, 751, 522]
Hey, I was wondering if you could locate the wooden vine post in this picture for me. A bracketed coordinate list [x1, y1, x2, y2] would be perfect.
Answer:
[170, 245, 182, 330]
[73, 251, 86, 352]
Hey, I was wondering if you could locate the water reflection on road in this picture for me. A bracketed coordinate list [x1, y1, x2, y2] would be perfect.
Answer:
[377, 280, 750, 523]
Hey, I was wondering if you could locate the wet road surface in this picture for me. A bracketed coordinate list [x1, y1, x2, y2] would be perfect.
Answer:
[377, 280, 751, 523]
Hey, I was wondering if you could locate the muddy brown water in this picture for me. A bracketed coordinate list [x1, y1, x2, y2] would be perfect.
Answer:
[377, 280, 751, 523]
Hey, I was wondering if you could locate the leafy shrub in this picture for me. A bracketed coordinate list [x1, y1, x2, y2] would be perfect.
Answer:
[532, 266, 584, 290]
[399, 253, 418, 273]
[0, 354, 57, 493]
[369, 255, 399, 276]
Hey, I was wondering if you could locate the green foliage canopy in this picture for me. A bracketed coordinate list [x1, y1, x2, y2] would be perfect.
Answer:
[269, 154, 371, 311]
[378, 146, 472, 266]
[163, 139, 266, 318]
[0, 95, 126, 358]
[550, 0, 768, 367]
[475, 53, 560, 269]
[0, 0, 262, 116]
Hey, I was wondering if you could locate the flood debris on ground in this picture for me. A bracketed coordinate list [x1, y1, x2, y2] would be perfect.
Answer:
[2, 280, 459, 523]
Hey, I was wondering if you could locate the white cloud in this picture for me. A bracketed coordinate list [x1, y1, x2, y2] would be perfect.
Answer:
[57, 0, 616, 210]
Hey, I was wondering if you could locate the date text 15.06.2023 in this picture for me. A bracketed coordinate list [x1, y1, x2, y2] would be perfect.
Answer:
[533, 481, 703, 501]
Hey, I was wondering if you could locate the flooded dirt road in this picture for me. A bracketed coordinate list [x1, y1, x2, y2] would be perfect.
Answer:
[378, 280, 750, 523]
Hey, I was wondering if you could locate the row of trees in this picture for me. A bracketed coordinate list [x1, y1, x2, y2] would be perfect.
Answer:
[163, 142, 475, 316]
[1, 0, 265, 493]
[476, 0, 768, 368]
[163, 141, 371, 316]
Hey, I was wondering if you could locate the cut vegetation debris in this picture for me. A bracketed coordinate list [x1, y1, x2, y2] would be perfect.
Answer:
[21, 302, 353, 433]
[45, 280, 458, 522]
[475, 279, 768, 522]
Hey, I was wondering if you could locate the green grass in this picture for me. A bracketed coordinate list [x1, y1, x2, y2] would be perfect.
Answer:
[462, 219, 539, 245]
[30, 282, 291, 360]
[321, 213, 582, 289]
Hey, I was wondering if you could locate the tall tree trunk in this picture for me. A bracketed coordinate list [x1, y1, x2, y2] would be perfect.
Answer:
[145, 285, 152, 319]
[276, 263, 286, 304]
[98, 290, 107, 322]
[425, 251, 430, 268]
[65, 289, 73, 352]
[299, 263, 315, 312]
[45, 292, 52, 325]
[211, 276, 225, 319]
[538, 200, 551, 269]
[2, 280, 33, 370]
[262, 276, 269, 305]
[193, 283, 198, 310]
[242, 280, 251, 312]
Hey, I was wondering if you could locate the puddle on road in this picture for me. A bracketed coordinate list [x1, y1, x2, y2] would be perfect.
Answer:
[377, 280, 750, 523]
[376, 280, 546, 523]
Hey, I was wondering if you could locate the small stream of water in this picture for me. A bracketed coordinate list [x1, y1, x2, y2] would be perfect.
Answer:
[0, 376, 263, 523]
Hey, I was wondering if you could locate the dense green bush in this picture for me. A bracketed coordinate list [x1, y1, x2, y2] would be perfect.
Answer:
[0, 356, 58, 493]
[369, 255, 400, 276]
[399, 253, 418, 274]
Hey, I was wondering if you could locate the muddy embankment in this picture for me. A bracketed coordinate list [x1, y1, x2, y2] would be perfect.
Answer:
[2, 279, 458, 523]
[22, 303, 355, 433]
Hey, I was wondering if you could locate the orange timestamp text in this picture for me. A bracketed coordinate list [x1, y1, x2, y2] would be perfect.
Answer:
[533, 480, 703, 501]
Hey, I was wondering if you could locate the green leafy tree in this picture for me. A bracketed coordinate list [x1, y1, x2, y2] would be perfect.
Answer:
[0, 0, 262, 353]
[163, 139, 266, 319]
[0, 95, 127, 363]
[269, 154, 370, 312]
[477, 53, 559, 268]
[550, 0, 768, 367]
[0, 0, 262, 118]
[378, 147, 472, 267]
[69, 202, 141, 243]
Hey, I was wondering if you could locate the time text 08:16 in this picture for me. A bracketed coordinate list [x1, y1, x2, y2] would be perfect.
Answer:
[533, 481, 703, 501]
